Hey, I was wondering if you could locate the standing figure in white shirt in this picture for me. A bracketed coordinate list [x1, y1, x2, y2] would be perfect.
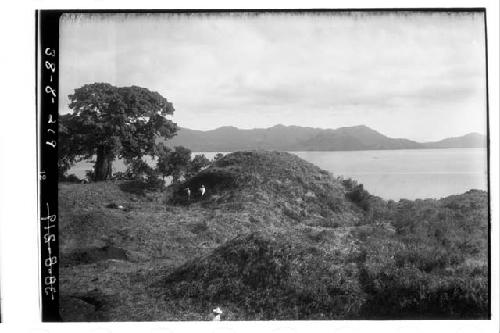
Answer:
[211, 307, 223, 321]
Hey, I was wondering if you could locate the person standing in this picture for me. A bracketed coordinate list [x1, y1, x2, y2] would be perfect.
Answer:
[210, 307, 223, 321]
[199, 184, 206, 197]
[185, 187, 191, 200]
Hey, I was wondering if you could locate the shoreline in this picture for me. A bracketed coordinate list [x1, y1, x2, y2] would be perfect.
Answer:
[66, 148, 488, 201]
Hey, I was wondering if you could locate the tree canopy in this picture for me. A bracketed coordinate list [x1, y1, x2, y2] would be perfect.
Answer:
[157, 145, 192, 184]
[187, 154, 211, 178]
[60, 83, 177, 180]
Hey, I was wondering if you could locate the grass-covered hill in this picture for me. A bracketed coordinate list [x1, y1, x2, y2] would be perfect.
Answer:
[59, 151, 489, 321]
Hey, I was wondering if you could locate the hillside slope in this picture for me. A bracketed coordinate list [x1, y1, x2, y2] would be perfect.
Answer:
[161, 125, 486, 151]
[297, 125, 422, 151]
[59, 151, 489, 321]
[164, 125, 322, 151]
[423, 133, 487, 148]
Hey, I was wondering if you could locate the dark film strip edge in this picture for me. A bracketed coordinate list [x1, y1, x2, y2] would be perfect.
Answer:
[38, 10, 62, 322]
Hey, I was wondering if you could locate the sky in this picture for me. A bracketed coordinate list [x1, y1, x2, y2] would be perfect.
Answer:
[59, 12, 487, 142]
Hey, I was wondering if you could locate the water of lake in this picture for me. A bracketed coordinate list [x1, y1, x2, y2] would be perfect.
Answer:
[68, 148, 488, 201]
[292, 149, 487, 200]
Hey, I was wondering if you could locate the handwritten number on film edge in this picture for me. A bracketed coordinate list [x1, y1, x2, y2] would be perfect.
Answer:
[44, 46, 57, 148]
[45, 113, 56, 147]
[42, 46, 57, 300]
[45, 47, 55, 57]
[41, 203, 57, 299]
[45, 85, 56, 98]
[45, 140, 56, 148]
[45, 61, 56, 73]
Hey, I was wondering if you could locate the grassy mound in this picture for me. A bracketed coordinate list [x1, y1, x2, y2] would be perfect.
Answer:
[171, 151, 363, 227]
[59, 151, 489, 321]
[159, 232, 364, 320]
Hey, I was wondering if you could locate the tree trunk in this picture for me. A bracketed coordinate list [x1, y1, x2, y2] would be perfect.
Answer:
[94, 146, 113, 181]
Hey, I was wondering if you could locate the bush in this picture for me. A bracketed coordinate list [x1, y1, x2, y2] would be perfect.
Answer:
[212, 153, 224, 163]
[393, 247, 462, 272]
[125, 159, 164, 190]
[358, 265, 488, 319]
[342, 178, 358, 190]
[346, 184, 371, 211]
[186, 154, 210, 178]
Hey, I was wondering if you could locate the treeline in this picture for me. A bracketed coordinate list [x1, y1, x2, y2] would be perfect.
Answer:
[59, 82, 225, 185]
[60, 147, 225, 187]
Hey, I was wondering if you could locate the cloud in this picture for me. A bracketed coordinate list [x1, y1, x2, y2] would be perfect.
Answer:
[59, 12, 486, 141]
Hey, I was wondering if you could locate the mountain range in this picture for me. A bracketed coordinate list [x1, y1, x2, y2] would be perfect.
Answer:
[161, 124, 486, 152]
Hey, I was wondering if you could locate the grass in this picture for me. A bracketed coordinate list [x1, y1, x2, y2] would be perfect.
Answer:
[59, 151, 489, 321]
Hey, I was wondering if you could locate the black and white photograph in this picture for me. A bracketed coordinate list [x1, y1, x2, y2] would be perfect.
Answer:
[41, 9, 491, 322]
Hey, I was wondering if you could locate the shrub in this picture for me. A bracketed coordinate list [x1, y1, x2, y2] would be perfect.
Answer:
[346, 184, 371, 211]
[358, 265, 488, 319]
[212, 153, 224, 163]
[342, 178, 358, 190]
[186, 154, 210, 178]
[125, 159, 164, 190]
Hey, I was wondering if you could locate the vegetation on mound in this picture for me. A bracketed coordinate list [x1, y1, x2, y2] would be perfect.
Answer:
[58, 151, 489, 321]
[157, 156, 489, 320]
[160, 232, 364, 320]
[170, 151, 365, 227]
[352, 190, 489, 319]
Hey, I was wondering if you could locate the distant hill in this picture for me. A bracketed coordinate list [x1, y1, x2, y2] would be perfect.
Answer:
[422, 133, 487, 148]
[161, 124, 485, 151]
[162, 124, 322, 151]
[296, 125, 422, 151]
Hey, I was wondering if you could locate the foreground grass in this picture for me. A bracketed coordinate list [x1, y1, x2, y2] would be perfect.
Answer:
[59, 151, 489, 321]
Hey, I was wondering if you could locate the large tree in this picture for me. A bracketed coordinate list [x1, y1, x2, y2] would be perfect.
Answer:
[61, 83, 177, 180]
